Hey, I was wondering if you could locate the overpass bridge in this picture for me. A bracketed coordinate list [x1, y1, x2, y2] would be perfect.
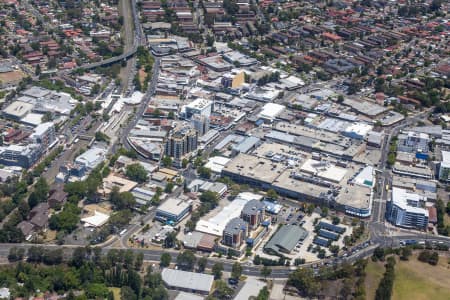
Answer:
[75, 45, 138, 71]
[68, 0, 144, 74]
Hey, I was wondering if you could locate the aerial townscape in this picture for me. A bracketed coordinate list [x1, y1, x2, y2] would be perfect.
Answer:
[0, 0, 449, 299]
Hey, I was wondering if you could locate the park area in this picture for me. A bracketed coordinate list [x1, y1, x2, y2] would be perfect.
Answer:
[365, 253, 450, 300]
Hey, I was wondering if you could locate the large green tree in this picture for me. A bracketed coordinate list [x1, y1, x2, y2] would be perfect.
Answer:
[125, 163, 148, 183]
[160, 253, 171, 268]
[231, 262, 243, 280]
[176, 250, 196, 271]
[109, 186, 136, 210]
[212, 262, 223, 279]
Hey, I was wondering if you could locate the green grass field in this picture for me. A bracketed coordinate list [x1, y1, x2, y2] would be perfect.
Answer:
[365, 255, 450, 300]
[392, 255, 450, 300]
[364, 260, 385, 300]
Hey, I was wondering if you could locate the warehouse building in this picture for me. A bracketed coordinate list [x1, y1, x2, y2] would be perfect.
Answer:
[343, 123, 373, 140]
[264, 225, 308, 255]
[161, 268, 214, 295]
[439, 151, 450, 182]
[257, 103, 285, 123]
[156, 197, 192, 224]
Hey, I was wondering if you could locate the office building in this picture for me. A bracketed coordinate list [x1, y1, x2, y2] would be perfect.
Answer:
[101, 173, 138, 194]
[241, 199, 265, 230]
[191, 114, 210, 136]
[165, 125, 198, 160]
[439, 151, 450, 182]
[195, 192, 261, 237]
[222, 217, 248, 249]
[0, 144, 41, 168]
[184, 98, 213, 118]
[387, 187, 429, 230]
[29, 122, 56, 149]
[75, 147, 106, 171]
[397, 131, 429, 158]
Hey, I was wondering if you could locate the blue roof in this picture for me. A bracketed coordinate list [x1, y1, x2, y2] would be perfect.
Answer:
[318, 222, 345, 234]
[318, 229, 339, 241]
[313, 237, 330, 247]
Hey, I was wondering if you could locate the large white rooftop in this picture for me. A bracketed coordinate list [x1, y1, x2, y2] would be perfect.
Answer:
[161, 268, 214, 294]
[344, 122, 373, 137]
[75, 147, 106, 169]
[204, 156, 231, 173]
[186, 98, 212, 110]
[258, 103, 285, 120]
[300, 159, 347, 183]
[81, 210, 110, 227]
[3, 101, 34, 118]
[392, 187, 428, 216]
[195, 192, 262, 236]
[31, 122, 54, 137]
[157, 197, 191, 216]
[442, 150, 450, 168]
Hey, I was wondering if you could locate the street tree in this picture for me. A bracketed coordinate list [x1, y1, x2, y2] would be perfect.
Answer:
[162, 156, 173, 167]
[256, 286, 270, 300]
[266, 189, 278, 200]
[260, 266, 272, 280]
[176, 250, 196, 271]
[213, 280, 234, 299]
[199, 191, 219, 206]
[197, 256, 207, 272]
[231, 262, 243, 280]
[212, 262, 223, 279]
[288, 268, 321, 297]
[160, 253, 171, 268]
[135, 252, 144, 270]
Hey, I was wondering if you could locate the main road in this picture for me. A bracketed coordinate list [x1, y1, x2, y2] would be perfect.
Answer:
[1, 230, 449, 279]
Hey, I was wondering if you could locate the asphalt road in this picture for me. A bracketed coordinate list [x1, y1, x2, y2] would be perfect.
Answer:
[2, 230, 450, 279]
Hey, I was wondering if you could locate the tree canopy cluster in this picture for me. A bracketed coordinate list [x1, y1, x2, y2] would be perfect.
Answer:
[4, 246, 167, 300]
[125, 163, 148, 183]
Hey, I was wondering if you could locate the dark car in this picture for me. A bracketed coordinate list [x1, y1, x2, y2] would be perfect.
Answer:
[228, 278, 238, 285]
